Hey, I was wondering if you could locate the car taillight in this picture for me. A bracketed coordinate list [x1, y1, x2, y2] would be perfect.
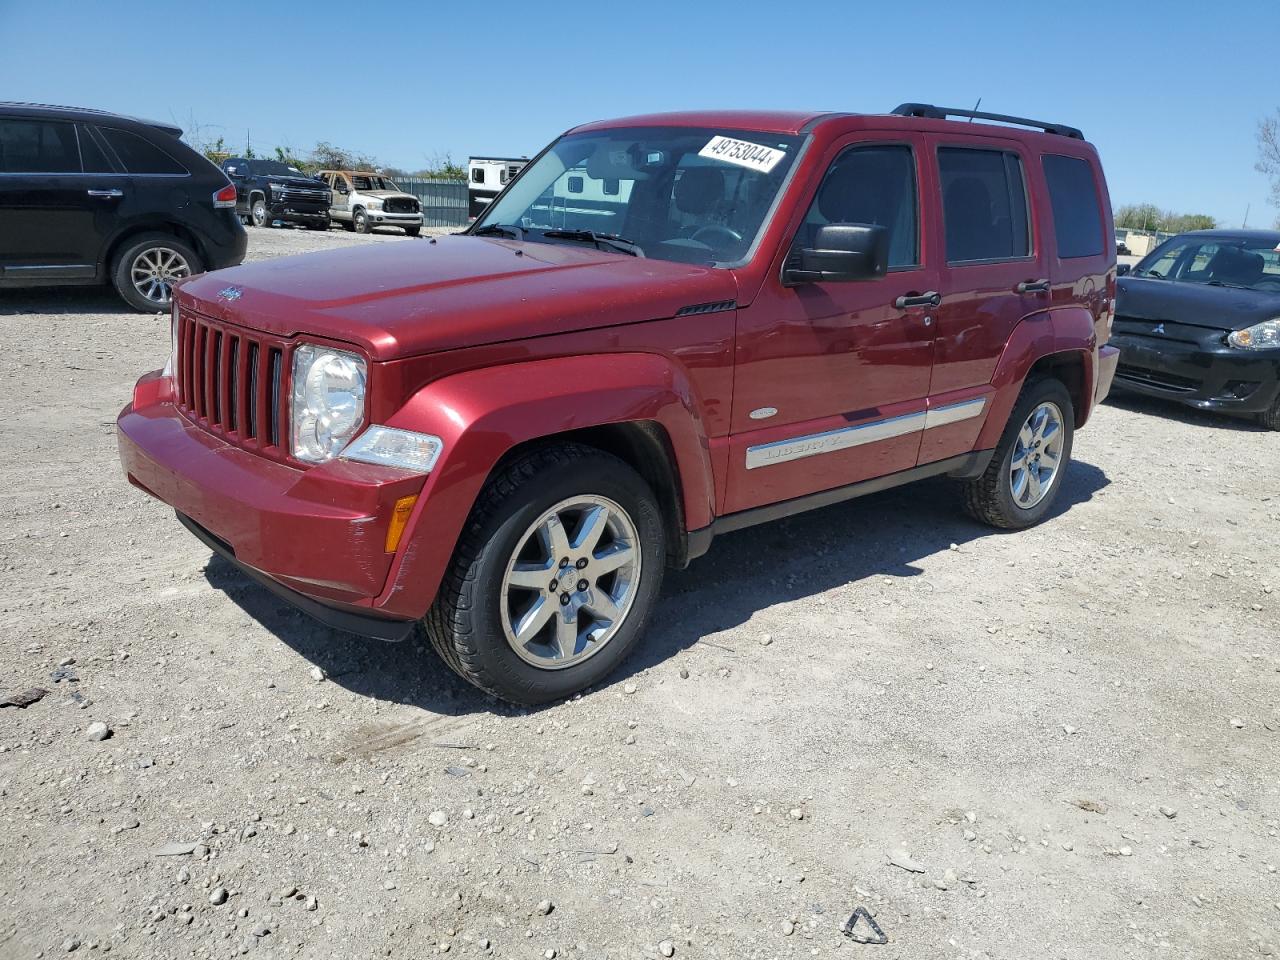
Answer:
[213, 183, 237, 208]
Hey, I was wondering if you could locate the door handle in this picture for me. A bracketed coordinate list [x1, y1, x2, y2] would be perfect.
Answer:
[894, 291, 941, 309]
[86, 189, 124, 198]
[1016, 279, 1051, 293]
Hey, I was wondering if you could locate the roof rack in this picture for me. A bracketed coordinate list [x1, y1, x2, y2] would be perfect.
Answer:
[891, 103, 1083, 140]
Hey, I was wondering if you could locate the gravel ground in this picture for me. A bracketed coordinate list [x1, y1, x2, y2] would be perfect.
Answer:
[1, 227, 1278, 960]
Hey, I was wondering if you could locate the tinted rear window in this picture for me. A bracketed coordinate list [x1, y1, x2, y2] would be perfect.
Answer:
[99, 127, 187, 175]
[1042, 154, 1104, 258]
[77, 126, 115, 173]
[0, 119, 80, 173]
[939, 147, 1030, 263]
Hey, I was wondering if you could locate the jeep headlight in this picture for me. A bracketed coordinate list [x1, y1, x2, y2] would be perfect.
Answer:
[290, 344, 367, 462]
[1227, 319, 1280, 350]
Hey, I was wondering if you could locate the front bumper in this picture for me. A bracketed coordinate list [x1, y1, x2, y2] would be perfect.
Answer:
[1109, 325, 1280, 414]
[117, 374, 423, 636]
[366, 210, 423, 226]
[268, 202, 329, 225]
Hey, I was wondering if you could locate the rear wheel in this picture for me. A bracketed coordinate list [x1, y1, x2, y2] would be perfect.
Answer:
[961, 378, 1074, 529]
[424, 444, 666, 705]
[111, 233, 201, 312]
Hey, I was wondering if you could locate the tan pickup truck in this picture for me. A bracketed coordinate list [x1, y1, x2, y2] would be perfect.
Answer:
[315, 170, 423, 236]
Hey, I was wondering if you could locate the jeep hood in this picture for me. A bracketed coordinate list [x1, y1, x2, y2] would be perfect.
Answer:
[178, 236, 737, 360]
[1117, 276, 1280, 331]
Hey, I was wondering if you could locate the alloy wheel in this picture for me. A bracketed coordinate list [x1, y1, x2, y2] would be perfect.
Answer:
[500, 495, 641, 670]
[251, 199, 267, 227]
[1010, 401, 1065, 508]
[129, 246, 191, 306]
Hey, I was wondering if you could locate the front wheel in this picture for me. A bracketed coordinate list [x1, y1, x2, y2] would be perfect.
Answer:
[1258, 394, 1280, 431]
[404, 226, 421, 237]
[424, 444, 667, 705]
[353, 209, 370, 234]
[250, 197, 269, 228]
[961, 378, 1075, 529]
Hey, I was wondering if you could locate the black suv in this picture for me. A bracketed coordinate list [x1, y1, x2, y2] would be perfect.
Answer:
[0, 103, 247, 312]
[220, 158, 331, 231]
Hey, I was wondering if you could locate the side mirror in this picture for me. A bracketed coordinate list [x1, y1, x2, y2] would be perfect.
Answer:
[1117, 263, 1132, 277]
[226, 168, 243, 179]
[784, 223, 889, 285]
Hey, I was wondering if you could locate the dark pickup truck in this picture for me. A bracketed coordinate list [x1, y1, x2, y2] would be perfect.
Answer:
[220, 158, 330, 230]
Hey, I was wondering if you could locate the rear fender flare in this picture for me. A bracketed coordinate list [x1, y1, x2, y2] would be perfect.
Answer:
[975, 307, 1098, 449]
[374, 353, 716, 617]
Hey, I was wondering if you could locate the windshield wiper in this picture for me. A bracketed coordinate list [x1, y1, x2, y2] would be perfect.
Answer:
[542, 229, 643, 257]
[1205, 279, 1250, 289]
[472, 224, 525, 240]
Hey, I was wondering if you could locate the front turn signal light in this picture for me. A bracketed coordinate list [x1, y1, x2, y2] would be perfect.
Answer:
[385, 495, 418, 553]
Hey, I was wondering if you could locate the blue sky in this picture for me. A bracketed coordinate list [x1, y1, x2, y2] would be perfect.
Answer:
[2, 0, 1275, 227]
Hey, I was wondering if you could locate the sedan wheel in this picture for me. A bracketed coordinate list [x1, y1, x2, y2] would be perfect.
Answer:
[129, 246, 192, 307]
[1009, 401, 1065, 508]
[500, 495, 641, 670]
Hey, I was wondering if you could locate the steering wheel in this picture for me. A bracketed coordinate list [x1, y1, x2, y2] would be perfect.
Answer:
[690, 225, 744, 246]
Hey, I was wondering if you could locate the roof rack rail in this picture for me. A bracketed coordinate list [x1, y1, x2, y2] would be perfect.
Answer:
[891, 103, 1084, 140]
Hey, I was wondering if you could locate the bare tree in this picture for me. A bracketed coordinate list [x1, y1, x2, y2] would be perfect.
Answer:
[1259, 109, 1280, 209]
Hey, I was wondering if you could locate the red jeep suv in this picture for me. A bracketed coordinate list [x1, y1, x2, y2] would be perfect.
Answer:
[118, 104, 1119, 705]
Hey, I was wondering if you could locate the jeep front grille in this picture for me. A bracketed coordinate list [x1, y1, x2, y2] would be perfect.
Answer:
[174, 311, 292, 458]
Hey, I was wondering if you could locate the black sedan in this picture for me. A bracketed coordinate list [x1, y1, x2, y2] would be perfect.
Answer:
[1112, 229, 1280, 429]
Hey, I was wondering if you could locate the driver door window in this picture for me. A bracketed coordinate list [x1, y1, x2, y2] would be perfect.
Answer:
[797, 144, 919, 268]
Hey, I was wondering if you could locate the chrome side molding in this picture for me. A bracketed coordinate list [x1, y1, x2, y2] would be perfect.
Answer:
[745, 397, 986, 470]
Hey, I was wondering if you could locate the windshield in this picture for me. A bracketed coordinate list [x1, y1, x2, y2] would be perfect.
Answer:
[1132, 235, 1280, 291]
[353, 175, 398, 191]
[253, 160, 304, 178]
[473, 126, 804, 266]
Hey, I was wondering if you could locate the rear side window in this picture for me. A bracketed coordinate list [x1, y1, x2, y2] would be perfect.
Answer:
[0, 119, 80, 173]
[76, 126, 114, 173]
[1042, 154, 1103, 258]
[801, 144, 919, 268]
[939, 147, 1030, 263]
[99, 127, 187, 175]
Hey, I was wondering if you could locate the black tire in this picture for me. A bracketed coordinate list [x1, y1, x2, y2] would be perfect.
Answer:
[1258, 394, 1280, 431]
[404, 226, 421, 238]
[341, 218, 356, 232]
[307, 220, 330, 232]
[111, 233, 203, 313]
[961, 378, 1075, 529]
[353, 208, 370, 234]
[250, 195, 269, 228]
[424, 444, 667, 705]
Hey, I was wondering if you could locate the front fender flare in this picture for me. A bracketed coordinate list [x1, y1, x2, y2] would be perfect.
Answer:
[369, 353, 717, 619]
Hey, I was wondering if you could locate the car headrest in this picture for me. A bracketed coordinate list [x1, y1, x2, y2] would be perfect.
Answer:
[673, 167, 725, 215]
[1207, 246, 1265, 285]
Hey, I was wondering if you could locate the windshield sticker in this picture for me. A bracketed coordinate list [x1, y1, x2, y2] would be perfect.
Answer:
[698, 136, 787, 173]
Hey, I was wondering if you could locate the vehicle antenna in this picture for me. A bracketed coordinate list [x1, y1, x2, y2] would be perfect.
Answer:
[969, 97, 982, 122]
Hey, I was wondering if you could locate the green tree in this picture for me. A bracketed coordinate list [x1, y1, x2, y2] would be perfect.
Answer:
[414, 151, 467, 181]
[1115, 203, 1164, 231]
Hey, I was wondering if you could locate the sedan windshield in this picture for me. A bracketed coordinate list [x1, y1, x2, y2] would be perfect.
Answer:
[472, 126, 804, 266]
[1132, 235, 1280, 292]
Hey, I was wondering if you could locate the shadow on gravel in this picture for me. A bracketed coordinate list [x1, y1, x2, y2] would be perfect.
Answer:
[203, 555, 517, 719]
[203, 458, 1108, 712]
[0, 285, 143, 316]
[628, 457, 1111, 677]
[1104, 391, 1270, 433]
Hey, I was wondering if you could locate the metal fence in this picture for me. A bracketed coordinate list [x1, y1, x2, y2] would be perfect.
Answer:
[394, 177, 468, 228]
